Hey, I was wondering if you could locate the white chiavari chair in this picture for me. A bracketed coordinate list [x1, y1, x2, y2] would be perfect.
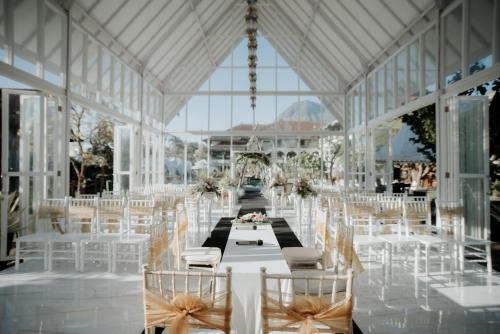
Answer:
[436, 201, 492, 275]
[172, 206, 222, 272]
[282, 207, 330, 270]
[142, 266, 232, 334]
[260, 267, 354, 334]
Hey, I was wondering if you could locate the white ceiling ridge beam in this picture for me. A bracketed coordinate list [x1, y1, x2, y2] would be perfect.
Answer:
[140, 2, 192, 65]
[113, 0, 153, 40]
[188, 0, 218, 68]
[164, 91, 344, 96]
[346, 1, 436, 89]
[292, 0, 320, 67]
[315, 0, 371, 64]
[262, 3, 349, 86]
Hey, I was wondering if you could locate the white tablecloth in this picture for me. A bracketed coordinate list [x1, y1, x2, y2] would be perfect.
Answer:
[218, 223, 291, 334]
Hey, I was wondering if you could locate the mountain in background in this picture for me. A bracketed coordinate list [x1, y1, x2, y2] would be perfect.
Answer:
[277, 100, 336, 124]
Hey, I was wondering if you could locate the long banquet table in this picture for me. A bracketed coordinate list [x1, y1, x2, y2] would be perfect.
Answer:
[202, 216, 301, 334]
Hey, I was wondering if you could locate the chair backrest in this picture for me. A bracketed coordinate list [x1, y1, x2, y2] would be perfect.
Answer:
[403, 197, 431, 223]
[147, 218, 170, 270]
[36, 197, 68, 233]
[172, 206, 190, 269]
[143, 266, 232, 334]
[436, 200, 465, 240]
[260, 267, 353, 334]
[68, 197, 97, 232]
[333, 223, 354, 274]
[314, 207, 329, 252]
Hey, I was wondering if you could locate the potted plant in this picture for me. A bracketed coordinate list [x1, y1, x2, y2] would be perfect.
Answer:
[0, 191, 24, 257]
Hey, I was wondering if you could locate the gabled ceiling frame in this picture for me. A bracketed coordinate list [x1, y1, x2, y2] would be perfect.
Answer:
[113, 0, 154, 41]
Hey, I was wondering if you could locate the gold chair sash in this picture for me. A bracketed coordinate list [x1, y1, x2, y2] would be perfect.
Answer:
[171, 213, 189, 256]
[144, 290, 230, 333]
[336, 235, 364, 275]
[315, 223, 333, 268]
[148, 228, 169, 269]
[263, 295, 352, 334]
[439, 207, 464, 221]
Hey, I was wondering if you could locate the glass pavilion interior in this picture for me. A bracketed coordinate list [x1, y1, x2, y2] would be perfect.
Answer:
[1, 0, 500, 333]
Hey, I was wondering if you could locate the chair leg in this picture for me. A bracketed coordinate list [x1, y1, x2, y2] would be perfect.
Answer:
[414, 243, 420, 275]
[15, 241, 21, 271]
[80, 242, 85, 272]
[486, 244, 492, 275]
[425, 244, 430, 276]
[48, 242, 53, 272]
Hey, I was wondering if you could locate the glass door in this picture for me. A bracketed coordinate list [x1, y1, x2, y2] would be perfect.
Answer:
[113, 124, 134, 192]
[373, 127, 392, 193]
[451, 96, 490, 239]
[1, 89, 64, 260]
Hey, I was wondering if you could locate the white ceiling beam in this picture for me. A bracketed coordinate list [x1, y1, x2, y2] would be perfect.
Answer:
[164, 91, 344, 96]
[113, 0, 153, 40]
[292, 0, 320, 67]
[188, 0, 217, 67]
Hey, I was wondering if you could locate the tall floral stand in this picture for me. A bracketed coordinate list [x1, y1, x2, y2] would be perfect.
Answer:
[271, 186, 284, 217]
[295, 195, 313, 246]
[203, 192, 216, 231]
[226, 186, 236, 217]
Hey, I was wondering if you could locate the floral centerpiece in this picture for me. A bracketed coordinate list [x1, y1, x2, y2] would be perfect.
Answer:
[219, 174, 238, 189]
[270, 175, 287, 188]
[232, 212, 270, 224]
[192, 177, 221, 197]
[293, 177, 318, 199]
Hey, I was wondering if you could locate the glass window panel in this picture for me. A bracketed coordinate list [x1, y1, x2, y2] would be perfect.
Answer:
[187, 96, 208, 131]
[458, 101, 485, 174]
[468, 0, 493, 75]
[424, 27, 437, 94]
[385, 60, 394, 110]
[101, 50, 112, 105]
[277, 96, 299, 130]
[360, 83, 366, 125]
[368, 75, 376, 120]
[276, 47, 289, 66]
[409, 41, 419, 101]
[396, 49, 406, 107]
[87, 40, 99, 101]
[233, 68, 248, 91]
[257, 68, 275, 91]
[444, 5, 463, 86]
[376, 69, 385, 116]
[70, 27, 84, 94]
[232, 38, 247, 67]
[123, 67, 131, 115]
[0, 2, 5, 63]
[299, 77, 312, 92]
[255, 96, 275, 130]
[44, 7, 64, 87]
[112, 59, 122, 111]
[353, 88, 360, 126]
[257, 37, 276, 67]
[210, 96, 231, 131]
[210, 68, 231, 91]
[120, 128, 130, 171]
[167, 104, 186, 132]
[232, 96, 253, 130]
[277, 68, 298, 91]
[300, 96, 322, 131]
[198, 79, 209, 91]
[13, 0, 38, 75]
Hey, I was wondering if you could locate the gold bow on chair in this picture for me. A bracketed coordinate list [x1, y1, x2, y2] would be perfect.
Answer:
[336, 234, 364, 275]
[144, 291, 230, 334]
[264, 295, 353, 334]
[171, 213, 189, 256]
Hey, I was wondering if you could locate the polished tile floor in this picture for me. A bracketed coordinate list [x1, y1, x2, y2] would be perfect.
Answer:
[1, 207, 499, 334]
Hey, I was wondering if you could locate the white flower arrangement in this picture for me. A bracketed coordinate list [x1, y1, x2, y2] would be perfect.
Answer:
[232, 212, 270, 224]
